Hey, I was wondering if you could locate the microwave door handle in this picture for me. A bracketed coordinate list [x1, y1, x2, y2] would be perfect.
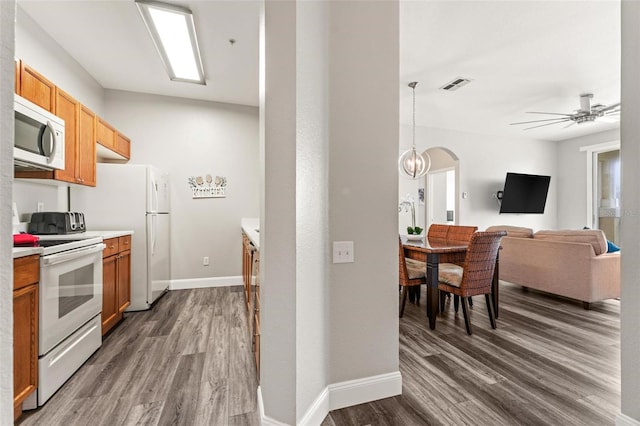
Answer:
[44, 120, 58, 165]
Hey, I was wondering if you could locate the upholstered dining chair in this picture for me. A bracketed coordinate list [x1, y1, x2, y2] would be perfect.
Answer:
[398, 237, 426, 317]
[437, 230, 506, 335]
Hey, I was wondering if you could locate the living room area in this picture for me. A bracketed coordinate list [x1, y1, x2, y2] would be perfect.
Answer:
[336, 1, 629, 425]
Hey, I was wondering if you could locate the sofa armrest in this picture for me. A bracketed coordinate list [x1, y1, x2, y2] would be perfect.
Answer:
[588, 252, 621, 301]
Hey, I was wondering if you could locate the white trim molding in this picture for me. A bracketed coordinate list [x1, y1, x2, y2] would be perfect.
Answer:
[327, 371, 402, 411]
[617, 413, 640, 426]
[259, 372, 402, 426]
[168, 275, 242, 290]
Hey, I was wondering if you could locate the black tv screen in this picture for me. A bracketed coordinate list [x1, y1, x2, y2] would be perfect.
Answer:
[499, 172, 551, 214]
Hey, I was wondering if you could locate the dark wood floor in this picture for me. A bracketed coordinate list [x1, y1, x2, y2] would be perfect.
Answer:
[18, 282, 620, 426]
[18, 286, 260, 426]
[323, 282, 620, 426]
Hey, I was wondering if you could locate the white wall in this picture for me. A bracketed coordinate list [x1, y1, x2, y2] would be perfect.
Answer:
[400, 125, 558, 233]
[556, 129, 619, 230]
[619, 2, 640, 424]
[15, 5, 104, 115]
[0, 1, 16, 423]
[13, 4, 106, 220]
[328, 0, 399, 385]
[103, 90, 259, 280]
[296, 1, 329, 422]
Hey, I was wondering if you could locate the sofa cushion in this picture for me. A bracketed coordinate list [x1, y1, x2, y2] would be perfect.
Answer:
[485, 225, 533, 238]
[533, 229, 608, 255]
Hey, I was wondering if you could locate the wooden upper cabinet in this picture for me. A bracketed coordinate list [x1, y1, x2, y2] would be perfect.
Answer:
[116, 132, 131, 160]
[15, 59, 20, 94]
[96, 117, 116, 150]
[54, 88, 79, 184]
[78, 105, 97, 186]
[20, 62, 55, 112]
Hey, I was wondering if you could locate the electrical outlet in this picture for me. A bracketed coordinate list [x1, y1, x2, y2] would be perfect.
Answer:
[203, 256, 210, 266]
[333, 241, 354, 264]
[37, 202, 44, 212]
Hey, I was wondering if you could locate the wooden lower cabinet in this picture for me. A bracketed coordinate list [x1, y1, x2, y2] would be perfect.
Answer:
[101, 236, 132, 335]
[13, 255, 39, 421]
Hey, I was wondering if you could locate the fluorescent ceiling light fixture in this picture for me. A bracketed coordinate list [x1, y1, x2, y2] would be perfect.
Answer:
[136, 0, 206, 85]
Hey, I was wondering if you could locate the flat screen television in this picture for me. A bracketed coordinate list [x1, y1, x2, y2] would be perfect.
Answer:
[499, 172, 551, 214]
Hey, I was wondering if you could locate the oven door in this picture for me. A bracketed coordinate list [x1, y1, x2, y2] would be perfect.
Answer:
[39, 244, 104, 355]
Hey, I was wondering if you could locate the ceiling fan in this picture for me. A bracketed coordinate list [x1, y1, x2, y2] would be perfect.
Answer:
[510, 94, 620, 130]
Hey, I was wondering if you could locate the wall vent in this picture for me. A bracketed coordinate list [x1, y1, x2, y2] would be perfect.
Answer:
[439, 77, 472, 91]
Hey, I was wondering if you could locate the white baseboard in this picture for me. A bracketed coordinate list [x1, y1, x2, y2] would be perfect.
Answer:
[327, 371, 402, 411]
[168, 275, 242, 290]
[259, 371, 402, 426]
[617, 413, 640, 426]
[298, 386, 330, 426]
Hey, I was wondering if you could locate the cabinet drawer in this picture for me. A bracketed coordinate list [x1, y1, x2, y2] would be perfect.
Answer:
[103, 238, 119, 258]
[118, 235, 131, 252]
[14, 255, 39, 291]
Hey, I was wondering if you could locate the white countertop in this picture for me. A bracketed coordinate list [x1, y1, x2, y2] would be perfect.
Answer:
[36, 230, 134, 240]
[13, 247, 43, 259]
[241, 218, 259, 249]
[13, 230, 134, 259]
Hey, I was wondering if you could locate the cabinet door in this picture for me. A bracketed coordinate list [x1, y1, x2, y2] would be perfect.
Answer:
[116, 132, 131, 160]
[96, 117, 115, 150]
[78, 105, 97, 186]
[54, 88, 79, 184]
[117, 249, 131, 313]
[13, 284, 38, 419]
[102, 255, 119, 335]
[20, 63, 55, 112]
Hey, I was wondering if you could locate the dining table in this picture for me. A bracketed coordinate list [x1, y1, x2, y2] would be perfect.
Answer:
[401, 235, 501, 330]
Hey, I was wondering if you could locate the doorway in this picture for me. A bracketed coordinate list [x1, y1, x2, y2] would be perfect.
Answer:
[422, 147, 459, 229]
[593, 149, 621, 244]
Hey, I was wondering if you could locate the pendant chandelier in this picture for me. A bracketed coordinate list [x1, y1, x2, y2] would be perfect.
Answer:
[399, 82, 430, 179]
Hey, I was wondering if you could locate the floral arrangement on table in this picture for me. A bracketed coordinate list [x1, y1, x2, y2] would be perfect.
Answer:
[398, 194, 423, 236]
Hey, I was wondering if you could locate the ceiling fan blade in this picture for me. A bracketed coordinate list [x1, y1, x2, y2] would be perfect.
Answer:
[522, 119, 572, 130]
[525, 111, 573, 116]
[510, 117, 574, 125]
[563, 121, 576, 128]
[599, 102, 621, 112]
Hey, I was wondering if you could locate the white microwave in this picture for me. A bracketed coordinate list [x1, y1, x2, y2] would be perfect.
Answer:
[14, 94, 65, 170]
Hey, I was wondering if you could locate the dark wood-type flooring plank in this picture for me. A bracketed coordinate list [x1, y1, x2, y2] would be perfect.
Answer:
[17, 286, 257, 426]
[324, 281, 620, 426]
[18, 282, 620, 426]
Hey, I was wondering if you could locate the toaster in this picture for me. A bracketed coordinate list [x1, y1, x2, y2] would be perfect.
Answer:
[28, 212, 86, 235]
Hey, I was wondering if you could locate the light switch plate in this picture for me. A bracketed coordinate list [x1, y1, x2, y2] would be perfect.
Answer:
[333, 241, 354, 263]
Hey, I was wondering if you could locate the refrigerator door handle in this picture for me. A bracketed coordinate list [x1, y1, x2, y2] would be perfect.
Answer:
[152, 214, 157, 255]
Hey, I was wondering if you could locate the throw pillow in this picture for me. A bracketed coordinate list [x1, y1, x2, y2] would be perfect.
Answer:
[607, 240, 621, 253]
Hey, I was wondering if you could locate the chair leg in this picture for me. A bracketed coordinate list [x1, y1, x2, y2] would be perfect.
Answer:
[468, 296, 473, 307]
[400, 286, 408, 318]
[460, 297, 472, 335]
[439, 289, 446, 312]
[485, 294, 496, 329]
[454, 295, 459, 313]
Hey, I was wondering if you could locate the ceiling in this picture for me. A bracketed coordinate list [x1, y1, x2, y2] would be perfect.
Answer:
[19, 1, 621, 142]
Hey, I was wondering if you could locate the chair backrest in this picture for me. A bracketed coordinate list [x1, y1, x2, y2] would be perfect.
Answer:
[460, 231, 507, 292]
[447, 225, 478, 243]
[427, 224, 450, 240]
[398, 237, 411, 285]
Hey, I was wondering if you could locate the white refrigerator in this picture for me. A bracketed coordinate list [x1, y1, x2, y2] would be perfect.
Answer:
[71, 163, 171, 311]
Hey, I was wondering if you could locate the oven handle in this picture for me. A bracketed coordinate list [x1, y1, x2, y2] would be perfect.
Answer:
[41, 243, 105, 266]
